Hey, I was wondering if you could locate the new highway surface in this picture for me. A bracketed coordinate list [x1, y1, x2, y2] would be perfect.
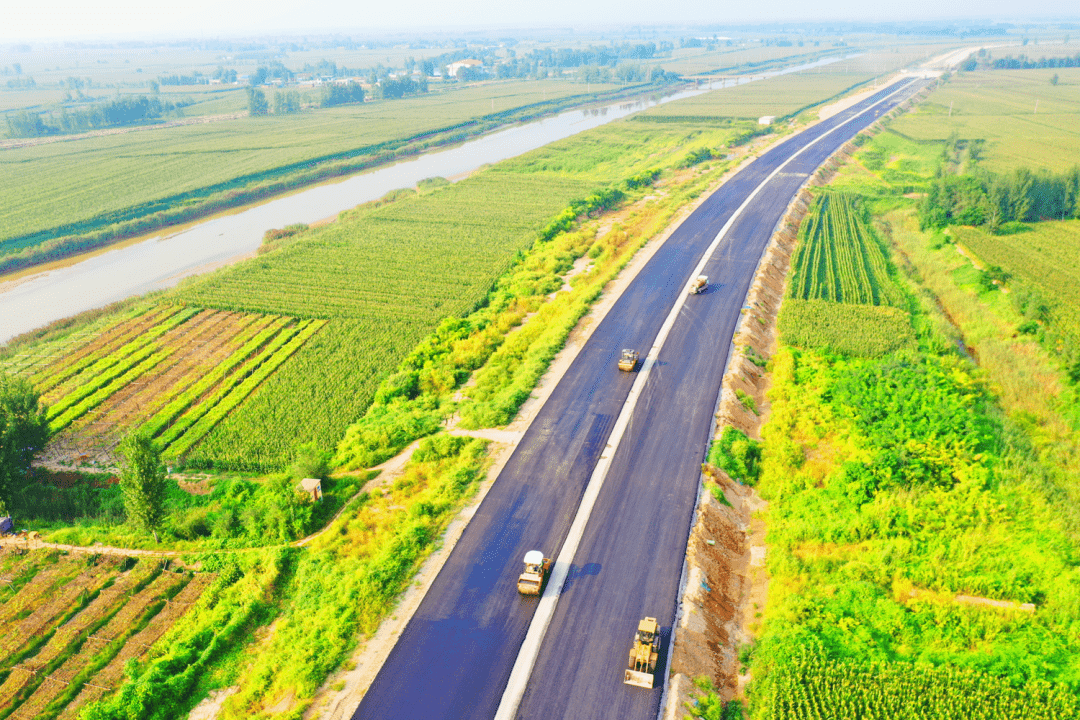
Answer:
[354, 76, 926, 720]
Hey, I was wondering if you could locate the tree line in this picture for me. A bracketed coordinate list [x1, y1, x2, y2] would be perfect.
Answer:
[919, 165, 1080, 232]
[960, 51, 1080, 72]
[5, 95, 195, 138]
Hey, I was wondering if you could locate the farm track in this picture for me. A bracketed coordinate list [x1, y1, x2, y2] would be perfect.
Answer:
[10, 569, 187, 720]
[76, 309, 244, 434]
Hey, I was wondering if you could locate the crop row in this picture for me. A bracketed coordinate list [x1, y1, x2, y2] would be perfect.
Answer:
[41, 306, 199, 417]
[185, 317, 422, 470]
[769, 654, 1079, 719]
[138, 315, 288, 439]
[0, 561, 161, 719]
[163, 319, 326, 460]
[789, 192, 905, 307]
[173, 172, 592, 470]
[0, 556, 88, 635]
[0, 557, 120, 678]
[0, 305, 151, 380]
[37, 571, 193, 720]
[36, 306, 195, 398]
[84, 311, 269, 430]
[47, 347, 175, 434]
[30, 306, 185, 394]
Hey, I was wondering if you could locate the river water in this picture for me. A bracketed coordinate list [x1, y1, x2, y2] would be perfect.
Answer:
[0, 55, 856, 344]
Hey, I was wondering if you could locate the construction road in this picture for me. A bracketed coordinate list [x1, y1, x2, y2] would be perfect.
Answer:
[353, 76, 925, 720]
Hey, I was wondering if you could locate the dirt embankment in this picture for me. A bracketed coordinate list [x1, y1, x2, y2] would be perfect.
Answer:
[661, 86, 930, 717]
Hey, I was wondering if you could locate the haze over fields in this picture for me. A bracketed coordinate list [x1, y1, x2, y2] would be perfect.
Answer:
[5, 0, 1080, 40]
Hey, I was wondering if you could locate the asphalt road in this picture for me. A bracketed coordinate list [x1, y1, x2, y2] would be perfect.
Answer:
[353, 77, 925, 720]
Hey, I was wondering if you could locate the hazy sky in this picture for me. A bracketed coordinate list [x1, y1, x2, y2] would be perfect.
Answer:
[5, 0, 1079, 41]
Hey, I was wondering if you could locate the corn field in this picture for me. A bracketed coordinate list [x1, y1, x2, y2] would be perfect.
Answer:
[770, 653, 1079, 720]
[789, 192, 906, 307]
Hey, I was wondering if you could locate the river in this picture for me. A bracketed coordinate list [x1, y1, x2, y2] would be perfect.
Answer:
[0, 55, 856, 344]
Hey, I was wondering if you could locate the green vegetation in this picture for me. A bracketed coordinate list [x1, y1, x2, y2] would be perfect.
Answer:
[888, 67, 1080, 173]
[953, 221, 1080, 354]
[749, 64, 1080, 719]
[780, 192, 916, 357]
[0, 371, 48, 511]
[708, 426, 763, 485]
[764, 651, 1079, 719]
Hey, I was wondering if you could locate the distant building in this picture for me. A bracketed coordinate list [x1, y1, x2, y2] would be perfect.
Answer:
[446, 59, 483, 77]
[758, 116, 775, 125]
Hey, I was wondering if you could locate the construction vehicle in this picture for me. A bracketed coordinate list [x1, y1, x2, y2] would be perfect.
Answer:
[624, 617, 661, 688]
[517, 550, 552, 595]
[617, 349, 639, 372]
[688, 275, 708, 294]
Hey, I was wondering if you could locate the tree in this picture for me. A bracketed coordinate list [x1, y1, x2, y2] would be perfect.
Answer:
[273, 89, 301, 114]
[249, 66, 269, 86]
[118, 432, 167, 541]
[247, 87, 268, 116]
[0, 373, 48, 511]
[1051, 73, 1060, 85]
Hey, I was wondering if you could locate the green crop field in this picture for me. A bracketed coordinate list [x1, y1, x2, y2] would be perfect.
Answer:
[889, 64, 1080, 173]
[766, 652, 1080, 719]
[780, 192, 915, 357]
[0, 306, 325, 463]
[0, 77, 624, 256]
[788, 193, 906, 306]
[954, 220, 1080, 349]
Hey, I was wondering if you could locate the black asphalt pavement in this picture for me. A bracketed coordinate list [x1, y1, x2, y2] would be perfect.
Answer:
[353, 77, 924, 720]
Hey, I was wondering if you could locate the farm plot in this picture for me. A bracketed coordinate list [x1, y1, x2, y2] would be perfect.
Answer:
[0, 549, 213, 720]
[0, 559, 158, 717]
[780, 192, 916, 357]
[0, 556, 121, 673]
[8, 569, 191, 720]
[174, 170, 594, 469]
[888, 67, 1080, 174]
[788, 192, 906, 306]
[20, 307, 324, 465]
[58, 572, 212, 720]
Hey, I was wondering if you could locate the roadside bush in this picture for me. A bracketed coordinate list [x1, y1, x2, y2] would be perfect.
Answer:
[708, 426, 762, 485]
